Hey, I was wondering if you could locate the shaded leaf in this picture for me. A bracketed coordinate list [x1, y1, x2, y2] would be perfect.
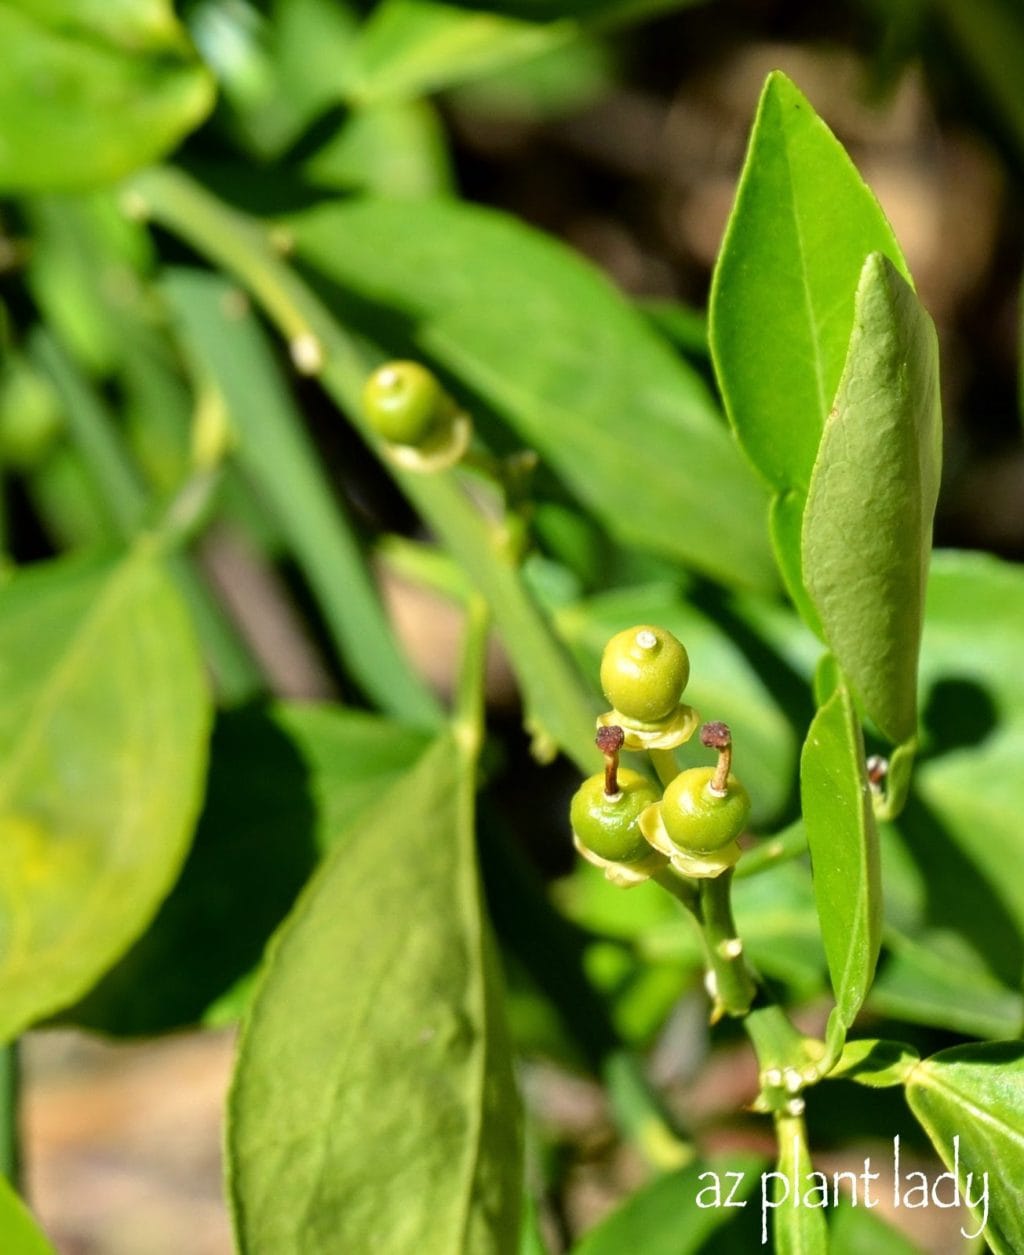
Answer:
[572, 1153, 765, 1254]
[869, 930, 1023, 1040]
[803, 252, 941, 750]
[162, 267, 442, 730]
[228, 736, 522, 1254]
[0, 547, 210, 1042]
[288, 197, 775, 592]
[345, 0, 569, 103]
[68, 704, 430, 1035]
[0, 1, 213, 191]
[800, 684, 881, 1031]
[344, 0, 702, 104]
[931, 0, 1024, 167]
[829, 1197, 922, 1254]
[906, 1041, 1024, 1255]
[303, 101, 453, 198]
[892, 552, 1024, 1001]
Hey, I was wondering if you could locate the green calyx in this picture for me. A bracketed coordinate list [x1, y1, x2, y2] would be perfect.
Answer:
[660, 766, 750, 853]
[363, 360, 450, 446]
[571, 768, 660, 863]
[600, 624, 690, 725]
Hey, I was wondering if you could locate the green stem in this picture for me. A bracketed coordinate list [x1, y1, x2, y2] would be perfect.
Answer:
[733, 819, 807, 879]
[0, 1041, 20, 1187]
[162, 269, 442, 729]
[744, 1002, 811, 1074]
[653, 866, 698, 912]
[648, 747, 679, 788]
[697, 871, 757, 1017]
[29, 329, 263, 705]
[453, 594, 490, 766]
[131, 167, 597, 771]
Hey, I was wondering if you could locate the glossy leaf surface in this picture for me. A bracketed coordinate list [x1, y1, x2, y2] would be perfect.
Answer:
[229, 736, 521, 1254]
[0, 1, 213, 190]
[709, 71, 909, 608]
[69, 704, 430, 1035]
[771, 1119, 828, 1255]
[0, 548, 210, 1042]
[906, 1041, 1024, 1255]
[803, 253, 941, 748]
[800, 684, 881, 1030]
[289, 197, 774, 592]
[710, 71, 909, 492]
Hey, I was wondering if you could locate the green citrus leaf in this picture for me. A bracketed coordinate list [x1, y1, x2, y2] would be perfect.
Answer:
[770, 1119, 829, 1254]
[0, 547, 210, 1042]
[830, 1038, 920, 1088]
[0, 0, 214, 191]
[344, 0, 702, 105]
[709, 71, 910, 611]
[800, 684, 882, 1032]
[289, 196, 774, 593]
[228, 736, 522, 1254]
[868, 930, 1023, 1041]
[906, 1041, 1024, 1254]
[66, 704, 431, 1036]
[803, 253, 941, 751]
[162, 267, 442, 730]
[0, 1176, 57, 1254]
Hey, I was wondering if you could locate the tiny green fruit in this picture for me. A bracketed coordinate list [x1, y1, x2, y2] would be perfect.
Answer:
[363, 361, 447, 446]
[0, 361, 63, 468]
[661, 766, 750, 853]
[600, 625, 690, 724]
[571, 768, 660, 863]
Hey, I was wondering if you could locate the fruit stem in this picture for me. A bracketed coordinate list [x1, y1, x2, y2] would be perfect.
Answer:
[701, 721, 732, 795]
[697, 871, 756, 1017]
[596, 725, 624, 796]
[648, 747, 679, 788]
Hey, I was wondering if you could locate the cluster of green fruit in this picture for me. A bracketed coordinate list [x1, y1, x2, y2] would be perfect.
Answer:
[571, 625, 751, 885]
[361, 366, 751, 885]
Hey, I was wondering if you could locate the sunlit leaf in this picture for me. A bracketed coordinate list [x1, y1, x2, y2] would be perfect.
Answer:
[0, 0, 214, 190]
[228, 736, 522, 1254]
[906, 1041, 1024, 1255]
[290, 197, 774, 592]
[800, 684, 881, 1032]
[803, 253, 941, 751]
[0, 547, 210, 1042]
[709, 71, 910, 613]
